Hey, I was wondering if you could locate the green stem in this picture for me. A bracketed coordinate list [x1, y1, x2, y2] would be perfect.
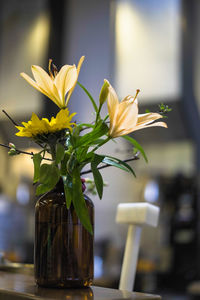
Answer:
[0, 143, 52, 161]
[81, 154, 139, 175]
[95, 103, 103, 125]
[77, 82, 98, 113]
[49, 144, 56, 161]
[91, 136, 110, 153]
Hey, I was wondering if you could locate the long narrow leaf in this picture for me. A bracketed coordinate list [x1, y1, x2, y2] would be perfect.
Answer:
[103, 155, 136, 177]
[77, 123, 95, 129]
[103, 157, 129, 173]
[77, 81, 98, 113]
[55, 143, 65, 164]
[91, 154, 104, 199]
[62, 175, 73, 209]
[76, 121, 108, 148]
[33, 153, 42, 183]
[72, 168, 93, 234]
[122, 135, 148, 163]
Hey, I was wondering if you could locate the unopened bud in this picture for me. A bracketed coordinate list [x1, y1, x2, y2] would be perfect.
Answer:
[9, 143, 16, 149]
[99, 80, 109, 105]
[8, 148, 19, 156]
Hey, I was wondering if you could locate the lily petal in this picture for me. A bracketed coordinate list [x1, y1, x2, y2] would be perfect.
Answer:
[106, 82, 167, 138]
[54, 65, 77, 107]
[31, 65, 54, 94]
[137, 112, 164, 126]
[21, 71, 61, 108]
[133, 121, 168, 132]
[117, 98, 138, 129]
[107, 82, 120, 131]
[66, 56, 85, 105]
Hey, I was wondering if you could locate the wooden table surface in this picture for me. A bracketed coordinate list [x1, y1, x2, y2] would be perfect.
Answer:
[0, 271, 161, 300]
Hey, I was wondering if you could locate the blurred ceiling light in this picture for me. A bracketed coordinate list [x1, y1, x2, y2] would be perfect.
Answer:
[115, 0, 181, 103]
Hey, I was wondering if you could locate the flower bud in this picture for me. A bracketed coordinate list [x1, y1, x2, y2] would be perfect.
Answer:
[99, 80, 109, 105]
[8, 148, 19, 156]
[9, 143, 16, 149]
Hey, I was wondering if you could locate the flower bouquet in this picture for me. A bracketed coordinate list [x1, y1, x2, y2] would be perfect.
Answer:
[2, 56, 167, 287]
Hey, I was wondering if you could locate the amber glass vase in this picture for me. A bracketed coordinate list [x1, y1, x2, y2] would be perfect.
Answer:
[34, 181, 94, 288]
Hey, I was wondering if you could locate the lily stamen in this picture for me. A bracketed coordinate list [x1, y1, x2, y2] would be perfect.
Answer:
[48, 59, 54, 79]
[52, 63, 58, 77]
[133, 89, 140, 102]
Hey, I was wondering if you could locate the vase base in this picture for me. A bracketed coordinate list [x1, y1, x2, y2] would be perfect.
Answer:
[35, 278, 93, 288]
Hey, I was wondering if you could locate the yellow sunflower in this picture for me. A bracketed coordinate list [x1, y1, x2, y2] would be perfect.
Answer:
[16, 109, 76, 138]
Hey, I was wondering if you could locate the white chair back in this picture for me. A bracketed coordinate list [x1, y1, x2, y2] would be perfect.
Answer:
[116, 203, 160, 292]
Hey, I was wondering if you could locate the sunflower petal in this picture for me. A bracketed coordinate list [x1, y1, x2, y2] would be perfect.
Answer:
[15, 109, 76, 138]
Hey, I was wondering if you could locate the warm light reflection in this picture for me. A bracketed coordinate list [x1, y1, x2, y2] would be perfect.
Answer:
[26, 13, 50, 62]
[12, 147, 51, 179]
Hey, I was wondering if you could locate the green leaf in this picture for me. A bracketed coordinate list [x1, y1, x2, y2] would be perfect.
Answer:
[33, 153, 42, 183]
[62, 175, 73, 209]
[122, 135, 148, 163]
[36, 163, 60, 196]
[72, 168, 93, 234]
[90, 138, 105, 145]
[76, 147, 89, 162]
[39, 163, 60, 187]
[103, 157, 128, 172]
[77, 81, 98, 113]
[55, 143, 65, 164]
[76, 121, 108, 148]
[66, 153, 77, 174]
[91, 154, 104, 199]
[79, 152, 95, 170]
[60, 152, 70, 175]
[36, 183, 52, 195]
[77, 123, 95, 129]
[103, 155, 136, 177]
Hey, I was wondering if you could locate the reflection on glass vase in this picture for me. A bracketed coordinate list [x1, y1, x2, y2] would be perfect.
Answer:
[34, 181, 94, 288]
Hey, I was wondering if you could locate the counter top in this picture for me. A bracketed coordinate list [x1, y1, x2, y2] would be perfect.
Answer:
[0, 271, 161, 300]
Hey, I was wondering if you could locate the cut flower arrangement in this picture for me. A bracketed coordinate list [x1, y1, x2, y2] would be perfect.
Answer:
[4, 56, 167, 234]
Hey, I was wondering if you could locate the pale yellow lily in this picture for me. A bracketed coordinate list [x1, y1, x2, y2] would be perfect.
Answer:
[20, 56, 85, 109]
[106, 80, 167, 138]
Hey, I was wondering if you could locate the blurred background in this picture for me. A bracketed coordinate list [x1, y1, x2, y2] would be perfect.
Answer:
[0, 0, 200, 299]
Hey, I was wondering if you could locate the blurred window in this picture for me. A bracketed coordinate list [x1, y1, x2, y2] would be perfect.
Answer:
[114, 0, 181, 103]
[0, 0, 50, 119]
